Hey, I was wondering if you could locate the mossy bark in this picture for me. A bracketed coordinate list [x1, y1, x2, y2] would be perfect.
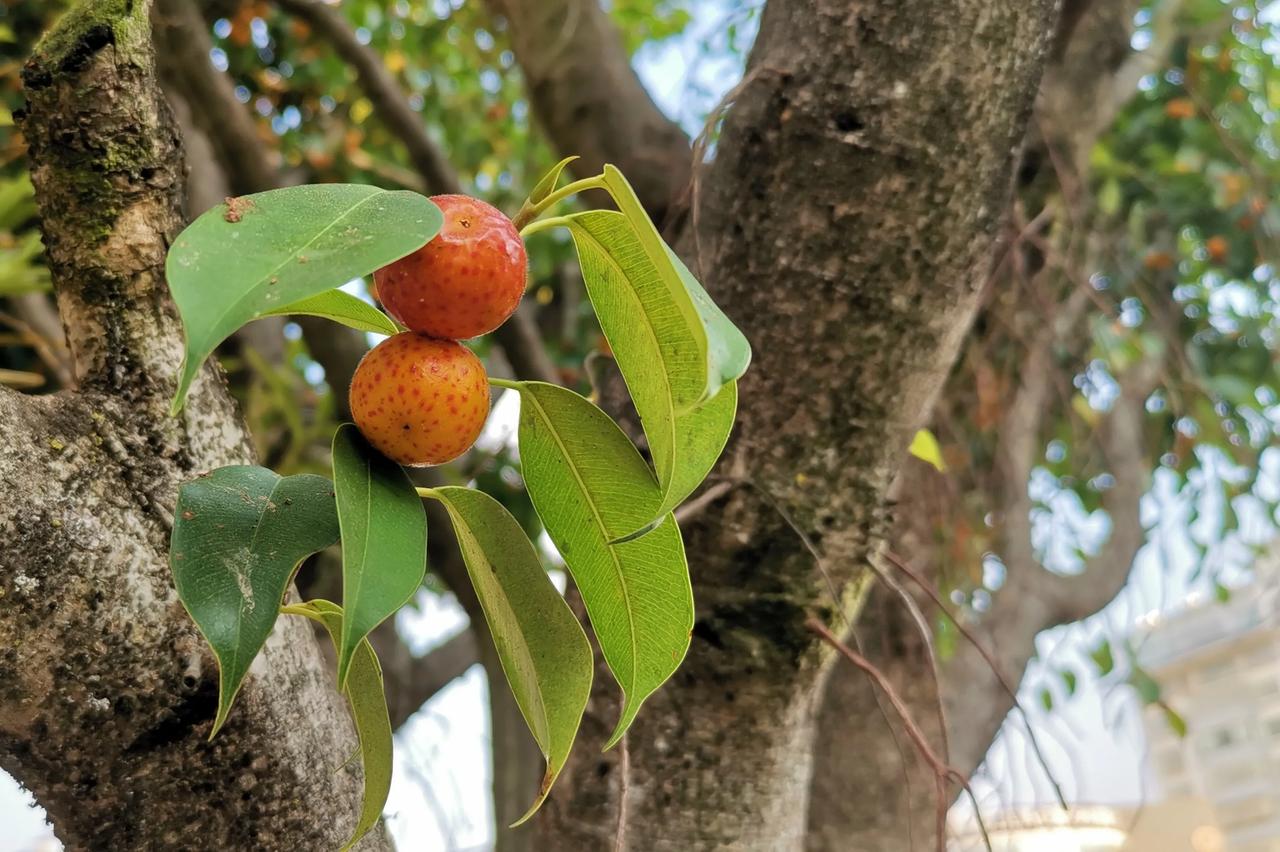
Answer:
[1, 2, 389, 848]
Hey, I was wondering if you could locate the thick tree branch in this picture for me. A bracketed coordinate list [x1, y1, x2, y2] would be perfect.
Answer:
[5, 3, 381, 847]
[481, 0, 691, 222]
[541, 2, 1060, 848]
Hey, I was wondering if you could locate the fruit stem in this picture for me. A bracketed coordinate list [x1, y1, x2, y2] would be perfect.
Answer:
[513, 174, 608, 230]
[488, 377, 522, 391]
[415, 487, 440, 500]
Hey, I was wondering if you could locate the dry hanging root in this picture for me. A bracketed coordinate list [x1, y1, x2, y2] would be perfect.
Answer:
[805, 618, 993, 852]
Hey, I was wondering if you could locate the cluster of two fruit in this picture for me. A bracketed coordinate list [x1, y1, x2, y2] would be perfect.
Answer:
[351, 195, 525, 466]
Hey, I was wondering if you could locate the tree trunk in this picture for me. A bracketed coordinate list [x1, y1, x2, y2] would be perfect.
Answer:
[0, 3, 383, 848]
[805, 1, 1167, 848]
[536, 1, 1058, 849]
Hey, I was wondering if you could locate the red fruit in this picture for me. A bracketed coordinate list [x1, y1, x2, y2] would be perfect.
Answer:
[350, 332, 490, 466]
[374, 194, 527, 339]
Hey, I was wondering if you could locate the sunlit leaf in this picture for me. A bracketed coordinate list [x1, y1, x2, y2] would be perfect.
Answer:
[565, 207, 743, 532]
[908, 429, 946, 472]
[263, 289, 400, 336]
[527, 155, 580, 206]
[510, 381, 692, 746]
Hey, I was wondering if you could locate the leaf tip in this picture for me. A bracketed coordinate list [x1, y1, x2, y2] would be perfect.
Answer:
[208, 704, 230, 741]
[509, 770, 556, 827]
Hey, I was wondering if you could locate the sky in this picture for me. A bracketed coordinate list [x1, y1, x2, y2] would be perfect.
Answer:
[3, 2, 1277, 851]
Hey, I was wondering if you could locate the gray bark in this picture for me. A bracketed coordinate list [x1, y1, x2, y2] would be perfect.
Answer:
[1, 4, 384, 849]
[806, 2, 1171, 848]
[532, 1, 1058, 849]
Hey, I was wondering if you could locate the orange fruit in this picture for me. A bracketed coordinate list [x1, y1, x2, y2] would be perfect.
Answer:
[350, 333, 490, 466]
[374, 195, 527, 340]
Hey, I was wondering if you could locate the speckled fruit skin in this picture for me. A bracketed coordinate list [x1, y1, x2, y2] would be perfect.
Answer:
[350, 332, 490, 466]
[374, 194, 527, 339]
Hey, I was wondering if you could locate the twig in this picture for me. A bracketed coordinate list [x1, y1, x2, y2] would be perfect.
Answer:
[807, 618, 991, 852]
[883, 549, 1068, 811]
[868, 560, 953, 771]
[614, 734, 630, 852]
[0, 307, 71, 388]
[673, 480, 734, 525]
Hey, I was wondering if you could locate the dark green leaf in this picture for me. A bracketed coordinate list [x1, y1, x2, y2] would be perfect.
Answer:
[282, 600, 391, 852]
[169, 466, 339, 735]
[511, 382, 692, 746]
[332, 424, 427, 687]
[167, 185, 441, 412]
[431, 486, 592, 824]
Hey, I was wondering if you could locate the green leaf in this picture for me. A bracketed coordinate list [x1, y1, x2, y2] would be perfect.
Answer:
[332, 424, 427, 688]
[510, 381, 692, 747]
[1129, 665, 1162, 705]
[1061, 669, 1078, 697]
[597, 163, 751, 396]
[527, 155, 580, 206]
[1161, 702, 1188, 739]
[263, 289, 400, 336]
[430, 487, 592, 825]
[167, 184, 441, 413]
[565, 210, 742, 531]
[169, 466, 340, 736]
[1038, 687, 1053, 712]
[1090, 638, 1115, 677]
[282, 600, 391, 852]
[1099, 177, 1122, 216]
[908, 428, 946, 472]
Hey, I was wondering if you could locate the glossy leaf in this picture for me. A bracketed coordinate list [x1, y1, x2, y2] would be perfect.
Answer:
[332, 424, 427, 688]
[282, 600, 391, 852]
[565, 211, 740, 531]
[431, 486, 592, 824]
[167, 184, 441, 412]
[510, 381, 692, 746]
[263, 289, 400, 336]
[169, 466, 340, 736]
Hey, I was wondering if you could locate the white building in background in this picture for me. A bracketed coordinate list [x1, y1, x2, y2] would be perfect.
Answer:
[1139, 571, 1280, 852]
[948, 804, 1128, 851]
[948, 797, 1222, 851]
